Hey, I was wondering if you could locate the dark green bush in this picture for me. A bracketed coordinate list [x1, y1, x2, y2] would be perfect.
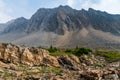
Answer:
[64, 49, 72, 53]
[73, 47, 92, 57]
[48, 46, 92, 57]
[48, 45, 57, 53]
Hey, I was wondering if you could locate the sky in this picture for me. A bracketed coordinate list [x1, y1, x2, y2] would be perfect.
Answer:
[0, 0, 120, 23]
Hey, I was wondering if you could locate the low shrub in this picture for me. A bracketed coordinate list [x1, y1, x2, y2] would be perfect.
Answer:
[48, 45, 57, 53]
[73, 47, 92, 57]
[96, 50, 120, 62]
[64, 49, 72, 53]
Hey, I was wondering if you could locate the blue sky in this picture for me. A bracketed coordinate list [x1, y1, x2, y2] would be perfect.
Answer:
[0, 0, 120, 23]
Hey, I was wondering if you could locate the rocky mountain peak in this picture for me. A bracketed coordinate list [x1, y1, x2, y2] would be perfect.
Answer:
[56, 5, 77, 15]
[15, 17, 27, 22]
[2, 17, 28, 33]
[88, 8, 96, 12]
[57, 5, 73, 11]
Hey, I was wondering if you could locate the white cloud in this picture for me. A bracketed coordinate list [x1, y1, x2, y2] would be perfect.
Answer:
[0, 0, 13, 23]
[0, 13, 13, 23]
[67, 0, 74, 7]
[1, 0, 120, 23]
[92, 0, 120, 14]
[67, 0, 120, 14]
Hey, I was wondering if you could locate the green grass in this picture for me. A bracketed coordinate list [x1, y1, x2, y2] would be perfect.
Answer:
[96, 50, 120, 62]
[92, 63, 104, 68]
[2, 67, 15, 78]
[48, 47, 92, 57]
[48, 46, 120, 63]
[49, 51, 73, 56]
[38, 67, 63, 76]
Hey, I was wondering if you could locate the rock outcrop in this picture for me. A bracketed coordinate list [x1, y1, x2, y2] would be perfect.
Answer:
[0, 43, 60, 67]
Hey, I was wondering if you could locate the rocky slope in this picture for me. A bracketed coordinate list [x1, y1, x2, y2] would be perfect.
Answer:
[3, 17, 28, 33]
[1, 6, 120, 48]
[0, 43, 119, 80]
[0, 24, 6, 32]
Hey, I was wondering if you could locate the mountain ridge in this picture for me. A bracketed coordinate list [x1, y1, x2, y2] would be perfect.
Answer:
[1, 5, 120, 48]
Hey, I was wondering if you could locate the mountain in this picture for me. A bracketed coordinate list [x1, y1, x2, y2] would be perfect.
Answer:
[3, 17, 28, 33]
[27, 5, 81, 35]
[1, 5, 120, 48]
[0, 17, 28, 42]
[26, 6, 120, 36]
[0, 19, 17, 33]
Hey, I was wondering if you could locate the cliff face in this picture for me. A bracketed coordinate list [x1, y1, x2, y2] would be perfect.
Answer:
[0, 43, 119, 80]
[27, 6, 120, 36]
[26, 6, 83, 35]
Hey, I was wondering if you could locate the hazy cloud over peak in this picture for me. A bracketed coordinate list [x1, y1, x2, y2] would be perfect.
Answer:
[0, 0, 13, 23]
[67, 0, 120, 14]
